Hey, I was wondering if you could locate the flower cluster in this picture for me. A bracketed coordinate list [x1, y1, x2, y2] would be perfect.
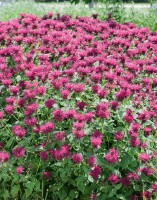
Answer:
[0, 12, 157, 199]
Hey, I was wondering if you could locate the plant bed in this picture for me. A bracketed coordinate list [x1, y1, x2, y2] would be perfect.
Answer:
[0, 13, 157, 200]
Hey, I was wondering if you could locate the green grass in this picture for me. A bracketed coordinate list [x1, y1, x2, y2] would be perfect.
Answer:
[0, 0, 157, 31]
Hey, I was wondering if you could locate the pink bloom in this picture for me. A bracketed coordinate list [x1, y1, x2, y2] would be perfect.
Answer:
[141, 191, 151, 199]
[152, 183, 157, 192]
[61, 90, 70, 99]
[40, 122, 55, 134]
[141, 167, 154, 176]
[12, 147, 25, 158]
[114, 132, 124, 141]
[12, 125, 26, 138]
[54, 131, 65, 141]
[88, 156, 96, 167]
[90, 165, 101, 180]
[105, 148, 119, 164]
[39, 151, 48, 161]
[16, 166, 24, 174]
[4, 105, 14, 115]
[43, 171, 51, 179]
[108, 174, 119, 184]
[127, 172, 139, 181]
[90, 137, 102, 149]
[0, 111, 4, 120]
[124, 109, 134, 124]
[0, 151, 10, 162]
[139, 153, 150, 163]
[71, 153, 83, 164]
[90, 193, 97, 200]
[53, 109, 64, 121]
[45, 99, 55, 108]
[73, 129, 85, 139]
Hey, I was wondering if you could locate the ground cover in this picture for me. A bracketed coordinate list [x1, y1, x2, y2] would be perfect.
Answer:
[0, 12, 157, 199]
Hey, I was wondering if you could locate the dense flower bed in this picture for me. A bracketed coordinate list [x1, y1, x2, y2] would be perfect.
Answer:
[0, 13, 157, 200]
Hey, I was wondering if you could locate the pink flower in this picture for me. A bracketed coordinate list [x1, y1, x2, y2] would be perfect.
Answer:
[90, 137, 102, 149]
[40, 122, 55, 134]
[90, 165, 101, 180]
[124, 109, 134, 124]
[71, 153, 83, 164]
[139, 153, 150, 163]
[108, 174, 120, 184]
[16, 166, 24, 174]
[43, 171, 51, 179]
[87, 156, 96, 167]
[54, 131, 65, 141]
[114, 132, 124, 141]
[53, 109, 64, 121]
[45, 99, 55, 108]
[39, 151, 48, 161]
[12, 125, 26, 138]
[0, 111, 4, 120]
[105, 148, 119, 164]
[152, 183, 157, 192]
[0, 151, 10, 162]
[90, 193, 97, 200]
[12, 147, 26, 158]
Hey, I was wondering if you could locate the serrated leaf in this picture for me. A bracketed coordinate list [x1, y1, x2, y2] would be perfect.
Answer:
[11, 185, 20, 197]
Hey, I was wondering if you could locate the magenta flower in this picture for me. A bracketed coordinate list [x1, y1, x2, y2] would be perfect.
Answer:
[12, 147, 26, 158]
[71, 153, 83, 164]
[105, 148, 119, 164]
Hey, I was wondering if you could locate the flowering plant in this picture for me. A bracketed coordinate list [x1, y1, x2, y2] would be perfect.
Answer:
[0, 12, 157, 200]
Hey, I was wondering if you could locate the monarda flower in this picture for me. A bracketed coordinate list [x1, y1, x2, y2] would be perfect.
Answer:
[43, 171, 52, 179]
[124, 109, 134, 124]
[71, 153, 83, 164]
[39, 151, 48, 161]
[108, 173, 120, 184]
[152, 183, 157, 192]
[90, 193, 97, 200]
[0, 151, 10, 162]
[54, 131, 65, 141]
[141, 167, 154, 176]
[12, 125, 26, 138]
[141, 191, 152, 199]
[16, 166, 24, 174]
[90, 165, 101, 180]
[45, 99, 55, 108]
[87, 156, 96, 167]
[0, 111, 4, 120]
[72, 129, 85, 139]
[114, 132, 124, 141]
[76, 101, 86, 111]
[105, 148, 119, 164]
[139, 153, 150, 163]
[12, 147, 26, 158]
[40, 122, 55, 134]
[4, 105, 14, 115]
[90, 137, 102, 149]
[53, 109, 64, 121]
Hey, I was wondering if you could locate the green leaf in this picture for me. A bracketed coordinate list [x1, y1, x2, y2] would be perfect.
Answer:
[69, 190, 79, 199]
[11, 185, 20, 197]
[25, 188, 33, 198]
[117, 194, 126, 200]
[16, 75, 21, 82]
[114, 183, 122, 190]
[108, 189, 116, 198]
[58, 187, 67, 200]
[25, 181, 34, 198]
[6, 137, 14, 148]
[3, 190, 10, 200]
[88, 175, 94, 183]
